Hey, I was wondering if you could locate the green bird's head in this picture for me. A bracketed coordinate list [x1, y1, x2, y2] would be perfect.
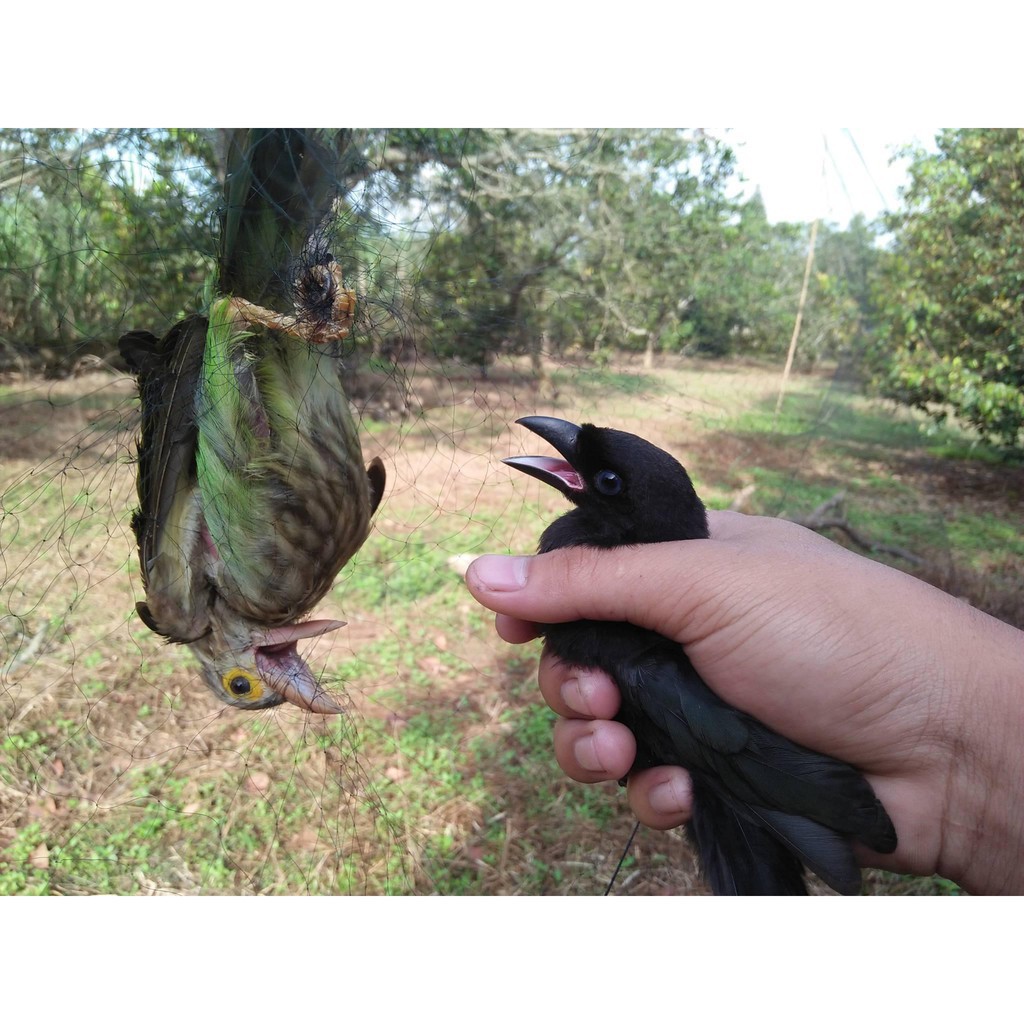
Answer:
[189, 616, 346, 713]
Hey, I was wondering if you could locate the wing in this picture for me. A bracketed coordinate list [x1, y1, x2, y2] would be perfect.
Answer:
[620, 641, 896, 850]
[119, 318, 213, 642]
[367, 457, 386, 516]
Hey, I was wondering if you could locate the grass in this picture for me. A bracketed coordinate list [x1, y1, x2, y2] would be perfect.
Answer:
[550, 365, 666, 399]
[2, 355, 1019, 896]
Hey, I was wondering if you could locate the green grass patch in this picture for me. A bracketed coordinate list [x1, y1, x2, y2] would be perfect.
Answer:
[552, 366, 665, 398]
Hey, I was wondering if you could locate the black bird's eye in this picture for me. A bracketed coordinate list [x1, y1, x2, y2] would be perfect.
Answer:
[594, 470, 623, 496]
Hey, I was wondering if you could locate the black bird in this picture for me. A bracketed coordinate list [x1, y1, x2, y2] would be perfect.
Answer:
[504, 416, 897, 895]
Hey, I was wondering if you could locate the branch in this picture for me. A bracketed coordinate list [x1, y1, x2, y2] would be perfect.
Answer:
[0, 129, 121, 194]
[786, 491, 924, 566]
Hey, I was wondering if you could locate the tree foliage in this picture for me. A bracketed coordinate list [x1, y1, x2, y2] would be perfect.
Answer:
[0, 128, 886, 377]
[0, 129, 478, 371]
[874, 129, 1024, 450]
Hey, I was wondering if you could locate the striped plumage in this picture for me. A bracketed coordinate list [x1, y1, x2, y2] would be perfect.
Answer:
[196, 296, 381, 625]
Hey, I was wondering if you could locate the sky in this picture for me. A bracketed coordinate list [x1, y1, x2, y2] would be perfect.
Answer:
[715, 128, 940, 227]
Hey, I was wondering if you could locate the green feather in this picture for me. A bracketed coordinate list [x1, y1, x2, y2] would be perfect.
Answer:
[195, 298, 264, 570]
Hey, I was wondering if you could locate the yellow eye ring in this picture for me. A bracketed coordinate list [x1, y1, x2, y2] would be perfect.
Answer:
[221, 669, 264, 702]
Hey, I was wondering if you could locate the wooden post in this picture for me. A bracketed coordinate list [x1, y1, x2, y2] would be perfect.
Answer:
[774, 218, 819, 427]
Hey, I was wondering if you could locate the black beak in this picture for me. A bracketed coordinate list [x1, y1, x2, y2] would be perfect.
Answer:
[503, 416, 585, 498]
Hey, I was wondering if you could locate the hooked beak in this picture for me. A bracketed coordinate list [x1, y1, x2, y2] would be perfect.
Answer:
[254, 619, 346, 714]
[503, 416, 585, 498]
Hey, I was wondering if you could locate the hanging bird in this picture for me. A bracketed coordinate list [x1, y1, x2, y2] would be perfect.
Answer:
[504, 416, 897, 895]
[120, 129, 385, 713]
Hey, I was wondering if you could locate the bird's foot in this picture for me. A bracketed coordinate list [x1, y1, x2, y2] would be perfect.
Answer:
[227, 296, 304, 338]
[292, 260, 356, 344]
[226, 262, 356, 345]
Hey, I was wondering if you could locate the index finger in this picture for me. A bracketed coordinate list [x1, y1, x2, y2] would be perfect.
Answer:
[494, 613, 540, 644]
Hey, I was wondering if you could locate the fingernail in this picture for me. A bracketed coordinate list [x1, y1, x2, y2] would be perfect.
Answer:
[469, 555, 529, 592]
[561, 674, 598, 716]
[573, 731, 604, 773]
[649, 775, 690, 815]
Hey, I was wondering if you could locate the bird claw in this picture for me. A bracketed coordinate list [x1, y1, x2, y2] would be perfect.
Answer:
[226, 261, 356, 345]
[291, 260, 357, 344]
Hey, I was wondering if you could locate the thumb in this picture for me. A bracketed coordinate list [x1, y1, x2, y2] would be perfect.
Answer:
[465, 543, 725, 643]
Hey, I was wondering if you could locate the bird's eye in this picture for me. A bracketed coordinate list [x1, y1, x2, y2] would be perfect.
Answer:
[222, 669, 263, 702]
[594, 470, 623, 496]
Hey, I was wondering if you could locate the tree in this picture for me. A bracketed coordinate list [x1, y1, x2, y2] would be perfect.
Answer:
[0, 130, 218, 368]
[411, 129, 743, 371]
[788, 214, 885, 371]
[0, 128, 889, 381]
[873, 129, 1024, 450]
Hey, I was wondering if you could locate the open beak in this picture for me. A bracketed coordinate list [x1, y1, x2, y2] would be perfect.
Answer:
[503, 416, 585, 498]
[254, 619, 346, 714]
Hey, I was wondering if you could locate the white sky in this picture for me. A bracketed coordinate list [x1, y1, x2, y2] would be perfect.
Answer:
[715, 128, 941, 227]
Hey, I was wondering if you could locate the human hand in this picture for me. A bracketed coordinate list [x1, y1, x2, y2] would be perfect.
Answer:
[466, 511, 1024, 894]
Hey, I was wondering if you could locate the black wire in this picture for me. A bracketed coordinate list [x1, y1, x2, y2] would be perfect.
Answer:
[604, 820, 641, 895]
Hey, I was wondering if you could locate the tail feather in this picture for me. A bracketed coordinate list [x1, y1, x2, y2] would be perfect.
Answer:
[744, 805, 863, 895]
[688, 783, 808, 896]
[219, 129, 343, 309]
